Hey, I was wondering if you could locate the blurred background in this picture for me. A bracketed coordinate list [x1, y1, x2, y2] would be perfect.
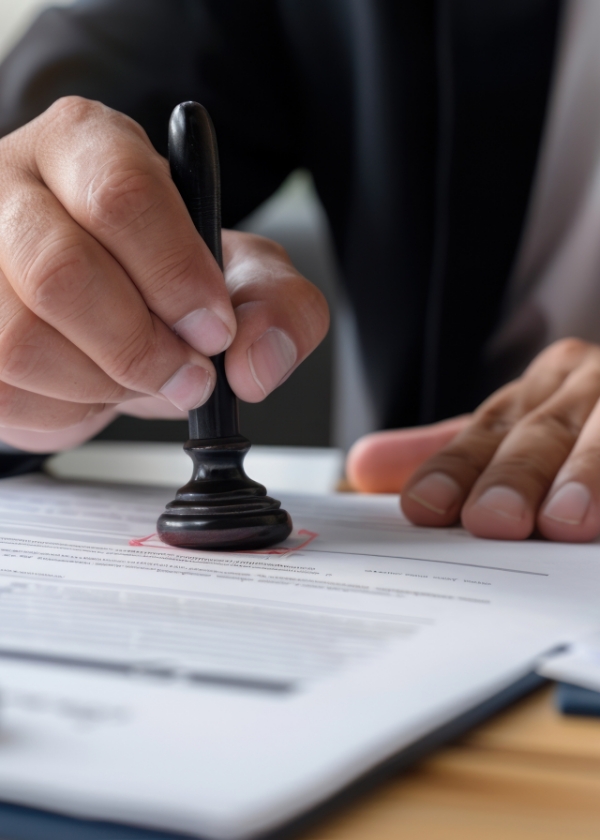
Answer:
[0, 0, 377, 450]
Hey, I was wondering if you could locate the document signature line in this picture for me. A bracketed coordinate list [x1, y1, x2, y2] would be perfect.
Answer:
[300, 549, 548, 576]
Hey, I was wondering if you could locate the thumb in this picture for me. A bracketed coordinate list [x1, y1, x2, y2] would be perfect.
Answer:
[346, 415, 471, 493]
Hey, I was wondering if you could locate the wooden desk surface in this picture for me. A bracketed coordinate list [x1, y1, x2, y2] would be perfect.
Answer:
[300, 685, 600, 840]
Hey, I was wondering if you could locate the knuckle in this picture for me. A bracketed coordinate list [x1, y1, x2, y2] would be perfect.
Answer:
[433, 446, 488, 478]
[259, 235, 290, 263]
[489, 453, 553, 489]
[0, 182, 50, 249]
[482, 409, 580, 492]
[43, 97, 140, 137]
[44, 96, 105, 130]
[237, 231, 291, 262]
[523, 405, 582, 444]
[475, 387, 521, 436]
[107, 320, 157, 387]
[553, 336, 588, 357]
[21, 237, 93, 323]
[535, 337, 590, 370]
[139, 245, 197, 298]
[86, 163, 162, 233]
[0, 315, 43, 386]
[226, 232, 294, 286]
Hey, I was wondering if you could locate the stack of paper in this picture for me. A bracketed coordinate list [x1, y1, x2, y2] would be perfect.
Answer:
[0, 473, 598, 838]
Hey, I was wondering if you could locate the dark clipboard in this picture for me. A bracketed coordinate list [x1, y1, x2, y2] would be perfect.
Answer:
[0, 670, 546, 840]
[555, 681, 600, 717]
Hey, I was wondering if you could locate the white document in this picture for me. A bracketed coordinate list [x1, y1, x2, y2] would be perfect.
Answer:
[0, 473, 599, 838]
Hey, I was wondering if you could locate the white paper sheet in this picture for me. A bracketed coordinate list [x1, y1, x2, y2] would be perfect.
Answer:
[47, 441, 344, 494]
[0, 474, 598, 838]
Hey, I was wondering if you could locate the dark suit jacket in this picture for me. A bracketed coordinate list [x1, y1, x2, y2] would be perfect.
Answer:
[0, 0, 562, 431]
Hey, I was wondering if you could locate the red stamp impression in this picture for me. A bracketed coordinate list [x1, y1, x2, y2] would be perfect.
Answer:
[128, 529, 319, 557]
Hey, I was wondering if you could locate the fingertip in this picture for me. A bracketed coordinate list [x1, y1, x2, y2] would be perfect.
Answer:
[461, 486, 535, 540]
[401, 471, 463, 526]
[159, 362, 214, 412]
[247, 327, 297, 397]
[461, 509, 534, 540]
[225, 320, 298, 403]
[538, 481, 600, 542]
[173, 306, 235, 357]
[346, 433, 402, 492]
[537, 515, 600, 543]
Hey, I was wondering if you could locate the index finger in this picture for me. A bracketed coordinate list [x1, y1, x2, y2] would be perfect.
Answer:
[29, 97, 237, 357]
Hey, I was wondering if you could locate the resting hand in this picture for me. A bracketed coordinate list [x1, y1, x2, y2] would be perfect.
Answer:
[347, 339, 600, 543]
[0, 98, 328, 452]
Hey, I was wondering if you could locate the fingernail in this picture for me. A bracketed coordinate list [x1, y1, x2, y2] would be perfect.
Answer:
[159, 364, 213, 411]
[248, 328, 297, 396]
[543, 481, 591, 525]
[407, 472, 461, 515]
[173, 308, 232, 356]
[475, 486, 526, 521]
